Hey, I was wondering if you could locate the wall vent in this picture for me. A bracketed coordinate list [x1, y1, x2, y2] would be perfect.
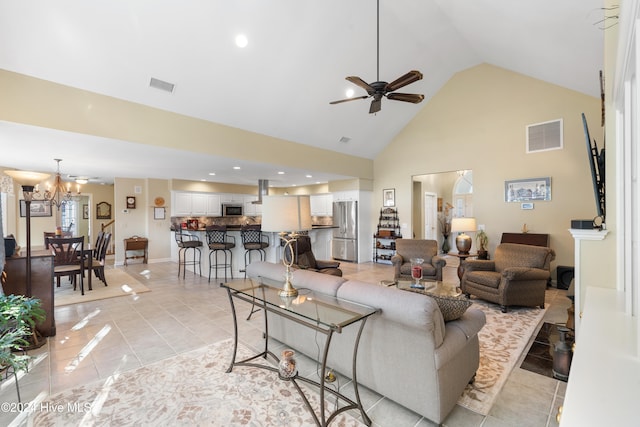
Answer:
[149, 77, 175, 93]
[526, 119, 563, 153]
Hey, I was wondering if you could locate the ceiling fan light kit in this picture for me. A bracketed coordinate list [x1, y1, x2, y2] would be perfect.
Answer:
[330, 0, 425, 113]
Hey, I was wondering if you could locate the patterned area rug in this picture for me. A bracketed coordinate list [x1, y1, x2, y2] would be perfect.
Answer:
[30, 339, 364, 426]
[457, 301, 546, 415]
[54, 268, 151, 306]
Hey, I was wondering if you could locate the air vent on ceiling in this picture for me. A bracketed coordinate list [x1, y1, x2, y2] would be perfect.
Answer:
[526, 119, 563, 153]
[339, 136, 351, 143]
[149, 77, 175, 93]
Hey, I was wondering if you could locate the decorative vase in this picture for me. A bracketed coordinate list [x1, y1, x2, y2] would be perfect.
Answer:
[410, 258, 425, 289]
[278, 349, 297, 379]
[441, 234, 450, 254]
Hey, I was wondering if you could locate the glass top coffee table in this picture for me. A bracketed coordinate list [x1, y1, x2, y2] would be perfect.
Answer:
[395, 279, 463, 298]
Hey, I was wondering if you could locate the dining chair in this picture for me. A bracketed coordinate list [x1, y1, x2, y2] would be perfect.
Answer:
[84, 232, 111, 286]
[47, 236, 86, 295]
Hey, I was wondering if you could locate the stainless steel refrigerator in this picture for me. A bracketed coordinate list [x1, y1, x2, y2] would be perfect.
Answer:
[331, 201, 358, 262]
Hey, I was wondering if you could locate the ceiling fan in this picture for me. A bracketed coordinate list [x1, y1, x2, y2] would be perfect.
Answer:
[330, 0, 425, 114]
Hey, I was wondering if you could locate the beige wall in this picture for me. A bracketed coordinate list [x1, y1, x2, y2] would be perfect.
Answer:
[0, 69, 373, 181]
[374, 63, 607, 275]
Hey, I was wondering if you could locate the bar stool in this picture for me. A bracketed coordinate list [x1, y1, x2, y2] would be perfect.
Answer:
[174, 229, 202, 278]
[241, 224, 269, 319]
[241, 224, 269, 276]
[205, 225, 236, 282]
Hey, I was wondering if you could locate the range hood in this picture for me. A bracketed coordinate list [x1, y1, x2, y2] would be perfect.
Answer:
[252, 179, 269, 204]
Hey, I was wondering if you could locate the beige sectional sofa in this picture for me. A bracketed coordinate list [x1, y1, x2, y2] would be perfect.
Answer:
[246, 262, 486, 425]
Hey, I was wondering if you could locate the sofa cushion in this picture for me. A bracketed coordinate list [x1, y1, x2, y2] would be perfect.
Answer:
[337, 280, 446, 348]
[494, 242, 551, 272]
[246, 262, 346, 297]
[429, 294, 473, 321]
[465, 270, 501, 289]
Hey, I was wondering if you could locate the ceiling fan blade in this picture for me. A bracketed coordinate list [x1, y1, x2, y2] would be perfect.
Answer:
[346, 76, 374, 93]
[329, 95, 369, 105]
[386, 92, 425, 104]
[369, 98, 382, 114]
[385, 70, 423, 92]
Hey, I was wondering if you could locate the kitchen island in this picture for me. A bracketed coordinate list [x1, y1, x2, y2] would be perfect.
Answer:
[170, 226, 336, 279]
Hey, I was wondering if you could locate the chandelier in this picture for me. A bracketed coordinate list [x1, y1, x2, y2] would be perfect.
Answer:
[35, 159, 81, 210]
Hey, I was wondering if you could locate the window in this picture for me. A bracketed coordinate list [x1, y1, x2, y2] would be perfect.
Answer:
[61, 201, 78, 235]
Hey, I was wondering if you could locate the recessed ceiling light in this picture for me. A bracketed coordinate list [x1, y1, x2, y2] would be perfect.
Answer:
[233, 166, 241, 170]
[235, 34, 248, 48]
[278, 171, 285, 175]
[208, 172, 216, 176]
[306, 175, 312, 178]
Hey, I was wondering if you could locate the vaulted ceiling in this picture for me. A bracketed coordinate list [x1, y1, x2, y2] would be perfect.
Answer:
[0, 0, 606, 187]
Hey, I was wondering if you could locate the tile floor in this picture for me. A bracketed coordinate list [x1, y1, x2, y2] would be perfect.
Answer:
[0, 257, 570, 427]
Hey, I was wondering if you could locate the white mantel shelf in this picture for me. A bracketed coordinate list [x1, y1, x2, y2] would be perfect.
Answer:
[568, 227, 609, 337]
[560, 286, 639, 426]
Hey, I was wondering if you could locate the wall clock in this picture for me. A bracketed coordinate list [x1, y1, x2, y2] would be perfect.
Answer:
[126, 196, 136, 209]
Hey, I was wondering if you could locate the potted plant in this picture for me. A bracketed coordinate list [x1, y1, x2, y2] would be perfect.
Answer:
[0, 294, 45, 373]
[476, 230, 489, 260]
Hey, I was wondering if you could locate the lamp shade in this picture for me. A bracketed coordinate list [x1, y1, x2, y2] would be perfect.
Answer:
[261, 195, 312, 232]
[450, 217, 477, 233]
[4, 170, 50, 187]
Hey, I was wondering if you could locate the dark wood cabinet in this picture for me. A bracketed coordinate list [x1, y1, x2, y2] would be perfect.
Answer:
[500, 232, 549, 247]
[3, 253, 56, 336]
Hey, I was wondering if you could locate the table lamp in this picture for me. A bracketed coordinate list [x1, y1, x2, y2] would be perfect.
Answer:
[450, 217, 477, 255]
[261, 195, 312, 297]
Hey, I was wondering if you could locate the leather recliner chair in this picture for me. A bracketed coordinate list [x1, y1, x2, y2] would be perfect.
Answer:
[285, 235, 342, 276]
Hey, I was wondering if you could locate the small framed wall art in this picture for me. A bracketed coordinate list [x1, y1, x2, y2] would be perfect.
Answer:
[19, 200, 52, 217]
[154, 207, 166, 220]
[383, 188, 395, 207]
[126, 196, 136, 209]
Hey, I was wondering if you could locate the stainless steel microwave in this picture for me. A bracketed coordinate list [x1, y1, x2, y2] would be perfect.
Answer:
[222, 203, 243, 217]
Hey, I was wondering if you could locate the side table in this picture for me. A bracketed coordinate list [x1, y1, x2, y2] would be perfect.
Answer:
[448, 252, 477, 283]
[124, 236, 148, 266]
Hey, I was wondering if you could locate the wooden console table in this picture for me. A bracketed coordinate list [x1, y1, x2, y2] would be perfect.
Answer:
[124, 236, 148, 266]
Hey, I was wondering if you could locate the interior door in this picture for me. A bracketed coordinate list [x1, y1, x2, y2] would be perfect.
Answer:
[423, 192, 438, 240]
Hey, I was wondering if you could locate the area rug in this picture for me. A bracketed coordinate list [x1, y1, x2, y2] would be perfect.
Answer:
[54, 269, 151, 306]
[28, 339, 364, 426]
[457, 301, 547, 415]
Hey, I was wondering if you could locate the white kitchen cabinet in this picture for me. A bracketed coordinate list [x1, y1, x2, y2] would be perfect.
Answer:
[206, 194, 221, 216]
[243, 195, 259, 216]
[173, 192, 221, 216]
[310, 194, 333, 216]
[220, 193, 244, 204]
[332, 190, 358, 202]
[173, 192, 194, 216]
[191, 193, 207, 215]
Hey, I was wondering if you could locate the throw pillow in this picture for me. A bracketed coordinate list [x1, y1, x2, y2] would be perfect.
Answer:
[429, 294, 473, 322]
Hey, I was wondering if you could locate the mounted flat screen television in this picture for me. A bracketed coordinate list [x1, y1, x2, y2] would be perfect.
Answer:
[581, 113, 605, 226]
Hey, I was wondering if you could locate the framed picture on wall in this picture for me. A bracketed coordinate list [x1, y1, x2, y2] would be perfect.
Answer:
[96, 201, 112, 219]
[83, 204, 89, 219]
[19, 200, 52, 217]
[504, 177, 551, 202]
[154, 207, 166, 220]
[383, 188, 395, 207]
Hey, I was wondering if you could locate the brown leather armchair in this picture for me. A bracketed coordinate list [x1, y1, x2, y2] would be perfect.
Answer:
[285, 235, 342, 276]
[391, 239, 446, 281]
[461, 242, 555, 312]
